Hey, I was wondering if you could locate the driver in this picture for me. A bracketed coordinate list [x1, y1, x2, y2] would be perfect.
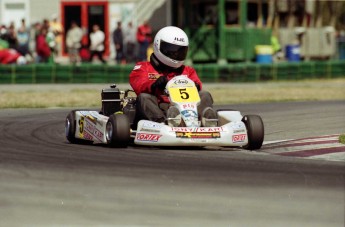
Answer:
[129, 26, 217, 127]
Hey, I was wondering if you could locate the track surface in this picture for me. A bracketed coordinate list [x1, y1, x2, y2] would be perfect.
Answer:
[0, 101, 344, 226]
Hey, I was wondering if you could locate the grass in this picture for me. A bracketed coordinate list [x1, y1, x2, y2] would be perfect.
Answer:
[339, 134, 345, 144]
[0, 78, 344, 108]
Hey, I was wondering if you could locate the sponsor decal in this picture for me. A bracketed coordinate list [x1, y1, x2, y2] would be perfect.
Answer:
[136, 133, 162, 142]
[79, 111, 98, 125]
[83, 130, 94, 141]
[173, 79, 189, 85]
[232, 122, 245, 129]
[174, 37, 185, 42]
[141, 127, 161, 133]
[176, 132, 220, 139]
[148, 73, 161, 80]
[233, 129, 246, 134]
[142, 121, 164, 129]
[182, 103, 196, 109]
[85, 118, 103, 141]
[172, 127, 224, 132]
[133, 65, 141, 70]
[232, 134, 246, 143]
[181, 110, 197, 118]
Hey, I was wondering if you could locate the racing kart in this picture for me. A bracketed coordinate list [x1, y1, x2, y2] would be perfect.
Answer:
[65, 76, 264, 150]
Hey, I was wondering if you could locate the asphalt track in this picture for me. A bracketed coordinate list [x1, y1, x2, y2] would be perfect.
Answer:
[0, 101, 344, 226]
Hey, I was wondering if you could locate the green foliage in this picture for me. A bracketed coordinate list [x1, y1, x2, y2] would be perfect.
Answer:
[339, 134, 345, 144]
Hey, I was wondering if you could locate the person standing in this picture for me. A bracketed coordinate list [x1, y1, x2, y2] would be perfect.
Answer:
[89, 24, 106, 64]
[36, 27, 51, 63]
[17, 19, 30, 57]
[136, 20, 152, 62]
[112, 21, 124, 64]
[50, 14, 64, 56]
[124, 22, 136, 63]
[66, 21, 83, 64]
[7, 22, 18, 50]
[43, 19, 55, 63]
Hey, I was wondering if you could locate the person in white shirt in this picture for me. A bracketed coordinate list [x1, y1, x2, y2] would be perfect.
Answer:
[66, 21, 83, 64]
[124, 22, 137, 63]
[89, 24, 106, 64]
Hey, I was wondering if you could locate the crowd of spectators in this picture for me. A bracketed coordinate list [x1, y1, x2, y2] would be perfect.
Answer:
[0, 16, 152, 65]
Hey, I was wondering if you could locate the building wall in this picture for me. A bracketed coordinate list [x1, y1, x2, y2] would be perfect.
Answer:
[30, 0, 60, 24]
[0, 0, 30, 27]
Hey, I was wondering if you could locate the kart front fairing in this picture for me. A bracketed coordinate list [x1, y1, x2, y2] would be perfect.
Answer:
[134, 114, 248, 147]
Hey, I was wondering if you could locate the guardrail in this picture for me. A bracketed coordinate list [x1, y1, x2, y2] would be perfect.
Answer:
[0, 61, 344, 84]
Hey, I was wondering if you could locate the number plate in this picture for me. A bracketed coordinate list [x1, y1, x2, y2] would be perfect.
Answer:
[168, 87, 200, 103]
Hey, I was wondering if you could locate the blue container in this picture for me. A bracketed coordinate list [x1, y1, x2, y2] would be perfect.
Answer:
[286, 45, 300, 62]
[255, 45, 273, 64]
[256, 54, 272, 63]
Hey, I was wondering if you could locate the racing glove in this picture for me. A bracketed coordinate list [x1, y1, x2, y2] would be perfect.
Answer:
[151, 76, 168, 93]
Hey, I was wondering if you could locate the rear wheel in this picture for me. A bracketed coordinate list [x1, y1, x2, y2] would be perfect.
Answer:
[242, 115, 264, 150]
[106, 114, 130, 147]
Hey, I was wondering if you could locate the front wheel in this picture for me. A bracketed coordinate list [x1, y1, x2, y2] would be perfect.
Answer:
[242, 115, 264, 150]
[65, 110, 89, 144]
[106, 114, 130, 147]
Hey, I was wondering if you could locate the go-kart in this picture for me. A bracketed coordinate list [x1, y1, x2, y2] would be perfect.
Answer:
[65, 76, 264, 150]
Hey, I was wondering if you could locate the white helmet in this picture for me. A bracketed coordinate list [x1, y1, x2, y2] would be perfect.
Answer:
[153, 26, 189, 68]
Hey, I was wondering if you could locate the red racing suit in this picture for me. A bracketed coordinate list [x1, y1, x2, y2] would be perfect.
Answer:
[129, 61, 203, 103]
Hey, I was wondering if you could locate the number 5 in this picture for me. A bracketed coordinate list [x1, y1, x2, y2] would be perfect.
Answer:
[179, 88, 189, 99]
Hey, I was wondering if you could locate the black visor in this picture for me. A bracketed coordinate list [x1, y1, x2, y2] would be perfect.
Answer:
[160, 40, 188, 61]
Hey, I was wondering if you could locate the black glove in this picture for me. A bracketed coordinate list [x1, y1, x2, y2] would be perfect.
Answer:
[195, 83, 201, 91]
[151, 76, 168, 93]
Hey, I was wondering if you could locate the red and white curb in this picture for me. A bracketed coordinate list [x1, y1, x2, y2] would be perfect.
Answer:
[262, 135, 345, 162]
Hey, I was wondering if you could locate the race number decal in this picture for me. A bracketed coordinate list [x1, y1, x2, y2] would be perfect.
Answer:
[169, 87, 200, 103]
[79, 117, 84, 134]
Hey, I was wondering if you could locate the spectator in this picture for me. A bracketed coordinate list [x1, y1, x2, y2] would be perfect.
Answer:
[112, 21, 124, 64]
[36, 27, 51, 63]
[89, 24, 106, 64]
[66, 21, 83, 64]
[79, 43, 90, 63]
[136, 20, 152, 61]
[50, 14, 64, 56]
[7, 22, 18, 50]
[0, 25, 9, 42]
[17, 19, 31, 56]
[43, 19, 56, 63]
[124, 22, 136, 63]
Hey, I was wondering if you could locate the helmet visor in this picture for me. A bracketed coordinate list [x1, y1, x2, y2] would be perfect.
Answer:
[160, 41, 188, 61]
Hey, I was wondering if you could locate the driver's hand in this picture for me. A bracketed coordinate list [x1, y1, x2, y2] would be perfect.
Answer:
[151, 76, 168, 92]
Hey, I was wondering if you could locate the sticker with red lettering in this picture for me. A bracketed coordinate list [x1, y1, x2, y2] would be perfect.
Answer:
[136, 133, 162, 142]
[232, 134, 246, 143]
[172, 127, 224, 132]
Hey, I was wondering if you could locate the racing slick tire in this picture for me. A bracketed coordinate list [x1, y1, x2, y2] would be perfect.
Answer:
[65, 110, 91, 144]
[242, 115, 264, 150]
[106, 114, 130, 147]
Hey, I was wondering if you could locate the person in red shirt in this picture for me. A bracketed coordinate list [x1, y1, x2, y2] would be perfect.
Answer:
[36, 27, 51, 63]
[136, 20, 152, 61]
[130, 26, 217, 127]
